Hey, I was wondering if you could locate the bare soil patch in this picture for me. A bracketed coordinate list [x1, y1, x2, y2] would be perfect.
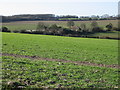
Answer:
[1, 53, 119, 69]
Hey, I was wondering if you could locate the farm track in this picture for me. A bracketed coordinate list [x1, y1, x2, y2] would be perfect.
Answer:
[1, 53, 119, 69]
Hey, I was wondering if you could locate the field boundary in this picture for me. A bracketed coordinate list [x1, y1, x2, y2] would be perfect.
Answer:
[1, 53, 119, 69]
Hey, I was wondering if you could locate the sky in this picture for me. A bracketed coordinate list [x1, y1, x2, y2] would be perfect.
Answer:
[0, 0, 119, 16]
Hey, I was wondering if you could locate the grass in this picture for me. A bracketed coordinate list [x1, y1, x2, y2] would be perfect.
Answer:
[2, 32, 119, 88]
[2, 24, 37, 31]
[2, 56, 119, 88]
[2, 20, 119, 39]
[2, 20, 118, 31]
[88, 31, 119, 38]
[2, 32, 118, 65]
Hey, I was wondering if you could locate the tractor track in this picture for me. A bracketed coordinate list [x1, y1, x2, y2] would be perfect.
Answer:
[1, 53, 119, 69]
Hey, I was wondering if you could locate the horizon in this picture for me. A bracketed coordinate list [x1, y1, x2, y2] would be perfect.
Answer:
[1, 13, 117, 17]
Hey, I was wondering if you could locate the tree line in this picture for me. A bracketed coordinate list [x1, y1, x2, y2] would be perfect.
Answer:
[1, 21, 119, 40]
[2, 14, 117, 22]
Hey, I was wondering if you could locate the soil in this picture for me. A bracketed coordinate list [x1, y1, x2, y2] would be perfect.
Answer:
[1, 53, 119, 69]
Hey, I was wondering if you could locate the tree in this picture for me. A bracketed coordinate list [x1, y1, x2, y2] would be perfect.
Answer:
[101, 14, 110, 18]
[49, 24, 58, 30]
[106, 23, 113, 31]
[36, 22, 46, 31]
[91, 15, 98, 20]
[2, 27, 11, 32]
[91, 21, 98, 28]
[90, 21, 100, 32]
[47, 24, 64, 35]
[80, 23, 86, 32]
[67, 21, 75, 28]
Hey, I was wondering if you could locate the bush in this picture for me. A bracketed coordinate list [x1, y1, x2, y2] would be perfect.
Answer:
[90, 21, 103, 32]
[31, 30, 43, 34]
[20, 30, 30, 34]
[2, 27, 11, 32]
[49, 24, 58, 30]
[112, 27, 119, 31]
[80, 23, 86, 31]
[47, 24, 64, 35]
[91, 21, 98, 28]
[106, 23, 113, 31]
[92, 27, 103, 32]
[67, 21, 75, 28]
[63, 28, 76, 35]
[13, 30, 20, 33]
[36, 22, 47, 31]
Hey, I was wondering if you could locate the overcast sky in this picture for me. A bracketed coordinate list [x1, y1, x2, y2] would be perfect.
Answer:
[0, 0, 119, 16]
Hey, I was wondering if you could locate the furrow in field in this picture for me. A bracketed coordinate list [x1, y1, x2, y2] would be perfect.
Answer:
[1, 53, 119, 69]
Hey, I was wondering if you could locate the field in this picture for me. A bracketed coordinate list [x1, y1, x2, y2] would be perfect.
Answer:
[2, 56, 118, 88]
[2, 20, 118, 31]
[2, 20, 119, 39]
[88, 31, 119, 39]
[2, 33, 118, 65]
[1, 32, 119, 88]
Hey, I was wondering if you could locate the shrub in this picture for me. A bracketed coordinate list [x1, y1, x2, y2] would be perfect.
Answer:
[49, 24, 58, 30]
[91, 21, 98, 28]
[36, 22, 47, 31]
[90, 21, 103, 32]
[13, 30, 20, 33]
[67, 21, 75, 28]
[20, 30, 30, 34]
[92, 27, 103, 32]
[112, 27, 119, 31]
[106, 23, 113, 31]
[2, 27, 11, 32]
[47, 24, 64, 35]
[80, 23, 86, 30]
[31, 30, 43, 34]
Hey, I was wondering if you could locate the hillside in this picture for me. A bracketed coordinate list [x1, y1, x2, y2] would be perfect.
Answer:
[2, 32, 119, 88]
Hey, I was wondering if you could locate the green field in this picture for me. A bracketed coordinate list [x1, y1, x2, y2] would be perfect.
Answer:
[2, 20, 119, 39]
[2, 32, 118, 65]
[88, 31, 119, 38]
[2, 56, 118, 88]
[2, 32, 119, 88]
[2, 20, 118, 31]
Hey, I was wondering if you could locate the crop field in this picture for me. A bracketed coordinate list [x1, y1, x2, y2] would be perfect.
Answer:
[88, 31, 119, 38]
[2, 56, 118, 88]
[2, 32, 118, 65]
[2, 20, 118, 31]
[1, 32, 119, 88]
